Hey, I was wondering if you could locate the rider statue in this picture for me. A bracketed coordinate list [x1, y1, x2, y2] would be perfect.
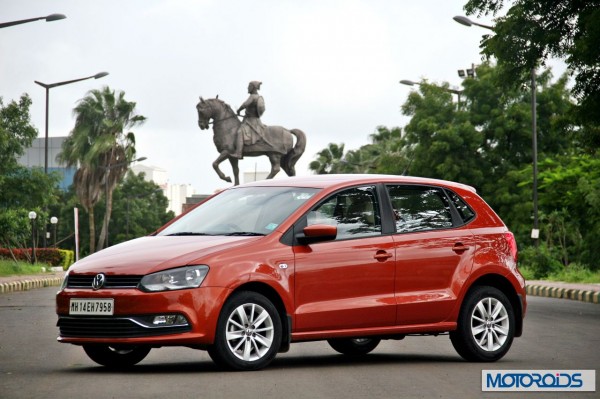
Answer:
[233, 81, 267, 159]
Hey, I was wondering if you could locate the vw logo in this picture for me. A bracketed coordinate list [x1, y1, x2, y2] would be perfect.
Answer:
[92, 273, 106, 290]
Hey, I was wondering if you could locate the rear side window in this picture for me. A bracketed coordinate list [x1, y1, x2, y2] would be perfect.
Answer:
[386, 185, 453, 233]
[447, 190, 476, 224]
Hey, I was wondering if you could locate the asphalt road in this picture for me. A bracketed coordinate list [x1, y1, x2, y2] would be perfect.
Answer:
[0, 288, 598, 399]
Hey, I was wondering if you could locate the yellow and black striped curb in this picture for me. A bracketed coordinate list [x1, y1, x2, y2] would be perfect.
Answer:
[526, 284, 599, 304]
[0, 277, 64, 294]
[1, 277, 598, 305]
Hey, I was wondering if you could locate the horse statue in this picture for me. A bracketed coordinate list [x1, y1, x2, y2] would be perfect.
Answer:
[196, 97, 306, 185]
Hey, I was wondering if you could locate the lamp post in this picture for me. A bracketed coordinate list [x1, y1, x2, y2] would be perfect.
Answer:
[50, 216, 58, 247]
[103, 157, 147, 247]
[0, 13, 66, 29]
[400, 79, 463, 106]
[454, 15, 539, 246]
[28, 211, 37, 264]
[35, 72, 109, 248]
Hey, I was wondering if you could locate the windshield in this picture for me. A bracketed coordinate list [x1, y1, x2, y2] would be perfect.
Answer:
[158, 186, 319, 236]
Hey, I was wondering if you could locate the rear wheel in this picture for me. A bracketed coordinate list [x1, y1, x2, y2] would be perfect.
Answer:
[450, 286, 515, 362]
[327, 337, 381, 356]
[208, 291, 282, 371]
[83, 345, 151, 368]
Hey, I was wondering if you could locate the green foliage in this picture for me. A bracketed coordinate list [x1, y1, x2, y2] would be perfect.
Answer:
[464, 0, 600, 132]
[518, 245, 563, 279]
[0, 247, 63, 266]
[0, 209, 31, 252]
[53, 172, 174, 256]
[0, 259, 50, 277]
[109, 171, 175, 243]
[546, 264, 600, 284]
[311, 61, 597, 273]
[58, 86, 146, 253]
[0, 94, 38, 176]
[57, 249, 75, 270]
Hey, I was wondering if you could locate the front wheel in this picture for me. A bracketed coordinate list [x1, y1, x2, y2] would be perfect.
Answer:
[208, 291, 282, 371]
[328, 338, 381, 356]
[83, 345, 151, 368]
[450, 286, 515, 362]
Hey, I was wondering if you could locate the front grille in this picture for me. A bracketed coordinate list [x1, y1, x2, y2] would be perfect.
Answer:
[67, 275, 143, 289]
[57, 316, 191, 338]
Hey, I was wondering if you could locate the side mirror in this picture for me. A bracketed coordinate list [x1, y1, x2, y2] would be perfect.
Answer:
[297, 224, 337, 245]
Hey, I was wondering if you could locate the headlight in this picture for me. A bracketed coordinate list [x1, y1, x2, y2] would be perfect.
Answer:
[139, 265, 209, 292]
[59, 269, 70, 292]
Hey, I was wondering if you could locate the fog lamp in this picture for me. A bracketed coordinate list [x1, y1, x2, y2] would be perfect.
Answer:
[152, 315, 187, 326]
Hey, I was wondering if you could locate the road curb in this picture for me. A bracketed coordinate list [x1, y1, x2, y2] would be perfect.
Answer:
[526, 283, 599, 304]
[0, 276, 64, 294]
[1, 276, 598, 305]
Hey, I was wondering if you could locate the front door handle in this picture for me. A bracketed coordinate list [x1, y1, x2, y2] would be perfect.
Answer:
[452, 243, 469, 254]
[374, 251, 393, 261]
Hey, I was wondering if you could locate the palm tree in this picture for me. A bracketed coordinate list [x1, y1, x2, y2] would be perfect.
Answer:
[58, 86, 146, 253]
[309, 143, 345, 174]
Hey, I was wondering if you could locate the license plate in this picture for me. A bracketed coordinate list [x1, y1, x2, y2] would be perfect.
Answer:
[69, 298, 114, 315]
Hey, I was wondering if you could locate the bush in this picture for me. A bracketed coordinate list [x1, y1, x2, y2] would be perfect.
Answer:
[547, 264, 600, 284]
[519, 245, 563, 279]
[0, 247, 75, 269]
[58, 249, 75, 270]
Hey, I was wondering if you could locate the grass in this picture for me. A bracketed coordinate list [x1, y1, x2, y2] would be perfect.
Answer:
[519, 264, 600, 284]
[0, 259, 53, 277]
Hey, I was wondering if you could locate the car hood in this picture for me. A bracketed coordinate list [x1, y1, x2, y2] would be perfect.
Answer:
[70, 235, 260, 275]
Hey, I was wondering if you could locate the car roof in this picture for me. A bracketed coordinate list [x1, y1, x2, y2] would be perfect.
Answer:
[239, 174, 477, 193]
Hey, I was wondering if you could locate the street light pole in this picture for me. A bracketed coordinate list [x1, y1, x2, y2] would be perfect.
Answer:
[35, 72, 109, 248]
[0, 14, 66, 29]
[34, 72, 109, 175]
[50, 216, 58, 247]
[454, 15, 539, 246]
[28, 211, 37, 264]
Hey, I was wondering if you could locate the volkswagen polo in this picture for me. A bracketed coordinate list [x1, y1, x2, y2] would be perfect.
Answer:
[56, 174, 526, 370]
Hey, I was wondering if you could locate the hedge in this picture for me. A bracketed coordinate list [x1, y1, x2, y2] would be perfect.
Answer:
[0, 248, 75, 270]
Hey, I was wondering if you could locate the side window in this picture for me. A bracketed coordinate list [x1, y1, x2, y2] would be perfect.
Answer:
[387, 185, 453, 233]
[307, 186, 381, 239]
[447, 190, 476, 224]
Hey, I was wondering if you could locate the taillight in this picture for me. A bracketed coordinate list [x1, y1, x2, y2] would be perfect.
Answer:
[505, 232, 518, 262]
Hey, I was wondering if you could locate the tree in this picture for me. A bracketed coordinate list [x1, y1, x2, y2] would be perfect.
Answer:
[0, 95, 38, 176]
[58, 86, 146, 253]
[109, 172, 175, 243]
[0, 95, 60, 254]
[464, 0, 600, 141]
[309, 143, 346, 174]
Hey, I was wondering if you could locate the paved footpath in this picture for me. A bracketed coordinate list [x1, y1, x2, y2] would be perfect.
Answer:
[0, 270, 598, 304]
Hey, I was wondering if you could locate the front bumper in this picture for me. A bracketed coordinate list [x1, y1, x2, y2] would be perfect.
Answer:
[56, 286, 230, 346]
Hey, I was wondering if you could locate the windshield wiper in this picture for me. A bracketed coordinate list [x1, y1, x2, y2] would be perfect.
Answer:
[223, 232, 265, 236]
[165, 232, 213, 236]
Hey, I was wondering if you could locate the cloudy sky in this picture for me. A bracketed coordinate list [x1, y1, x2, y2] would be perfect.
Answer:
[1, 0, 544, 193]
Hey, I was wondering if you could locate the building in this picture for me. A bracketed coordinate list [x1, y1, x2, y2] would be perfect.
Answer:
[130, 164, 195, 216]
[17, 136, 76, 191]
[18, 138, 196, 216]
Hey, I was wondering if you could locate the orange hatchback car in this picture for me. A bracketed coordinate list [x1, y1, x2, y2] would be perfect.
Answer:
[56, 174, 526, 370]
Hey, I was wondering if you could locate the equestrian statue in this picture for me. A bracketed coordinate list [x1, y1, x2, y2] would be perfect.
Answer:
[196, 81, 306, 186]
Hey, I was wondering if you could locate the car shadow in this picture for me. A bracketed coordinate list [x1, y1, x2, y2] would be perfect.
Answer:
[63, 352, 463, 375]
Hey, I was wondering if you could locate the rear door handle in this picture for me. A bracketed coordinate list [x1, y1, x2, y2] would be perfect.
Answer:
[374, 251, 393, 261]
[452, 243, 469, 254]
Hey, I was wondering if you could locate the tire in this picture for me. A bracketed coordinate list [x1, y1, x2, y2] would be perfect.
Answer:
[327, 338, 381, 356]
[208, 291, 282, 371]
[450, 286, 515, 362]
[83, 345, 151, 368]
